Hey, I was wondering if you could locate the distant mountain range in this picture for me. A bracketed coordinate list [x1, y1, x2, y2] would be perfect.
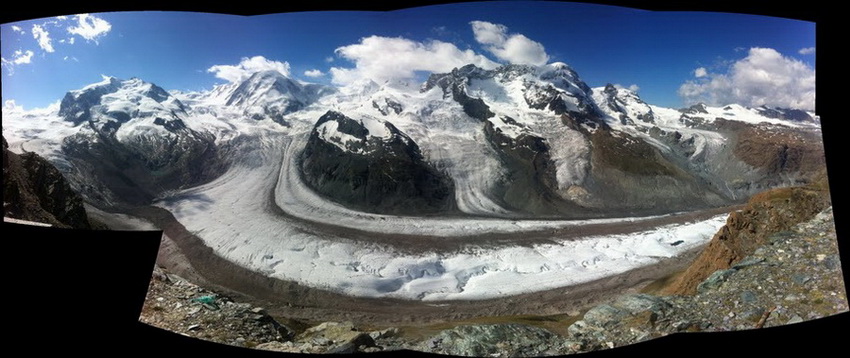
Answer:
[2, 61, 824, 219]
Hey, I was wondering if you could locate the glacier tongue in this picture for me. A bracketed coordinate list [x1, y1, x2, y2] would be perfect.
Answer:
[156, 130, 727, 300]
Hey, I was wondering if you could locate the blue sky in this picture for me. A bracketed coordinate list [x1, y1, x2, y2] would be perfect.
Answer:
[1, 2, 816, 111]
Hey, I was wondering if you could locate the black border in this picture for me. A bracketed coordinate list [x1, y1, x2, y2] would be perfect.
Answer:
[3, 1, 844, 357]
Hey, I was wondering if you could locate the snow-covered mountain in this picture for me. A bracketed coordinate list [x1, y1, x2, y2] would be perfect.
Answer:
[3, 62, 824, 217]
[45, 76, 225, 206]
[1, 60, 827, 301]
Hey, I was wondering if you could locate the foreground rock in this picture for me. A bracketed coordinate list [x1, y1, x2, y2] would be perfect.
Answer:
[421, 323, 578, 357]
[566, 206, 847, 351]
[3, 136, 93, 229]
[139, 266, 290, 348]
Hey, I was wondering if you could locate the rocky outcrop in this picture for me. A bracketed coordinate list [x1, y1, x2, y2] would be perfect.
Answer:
[300, 111, 455, 215]
[3, 136, 92, 229]
[661, 173, 832, 296]
[421, 323, 570, 357]
[140, 266, 297, 348]
[568, 206, 846, 351]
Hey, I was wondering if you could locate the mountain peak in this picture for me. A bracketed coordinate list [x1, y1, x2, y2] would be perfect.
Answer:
[58, 76, 185, 125]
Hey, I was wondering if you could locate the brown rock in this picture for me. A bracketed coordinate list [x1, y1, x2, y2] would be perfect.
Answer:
[660, 177, 831, 296]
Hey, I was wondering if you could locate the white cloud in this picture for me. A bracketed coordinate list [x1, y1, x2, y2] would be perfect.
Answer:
[612, 83, 640, 93]
[330, 35, 499, 85]
[694, 67, 707, 78]
[304, 69, 324, 77]
[67, 13, 112, 43]
[1, 50, 35, 75]
[207, 55, 291, 83]
[325, 56, 334, 63]
[11, 25, 25, 34]
[470, 21, 508, 45]
[798, 47, 816, 55]
[3, 99, 24, 113]
[678, 47, 815, 110]
[32, 24, 54, 53]
[470, 20, 549, 66]
[9, 50, 34, 64]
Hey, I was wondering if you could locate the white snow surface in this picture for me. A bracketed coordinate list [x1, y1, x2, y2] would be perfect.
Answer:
[157, 130, 728, 300]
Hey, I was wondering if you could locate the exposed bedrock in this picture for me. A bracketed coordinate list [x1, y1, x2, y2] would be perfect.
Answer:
[300, 111, 455, 215]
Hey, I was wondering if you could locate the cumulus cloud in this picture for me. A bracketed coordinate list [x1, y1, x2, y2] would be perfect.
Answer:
[694, 67, 707, 78]
[611, 83, 640, 93]
[32, 24, 54, 53]
[207, 55, 292, 83]
[304, 69, 324, 77]
[67, 13, 112, 43]
[678, 47, 815, 110]
[11, 25, 25, 34]
[330, 35, 499, 85]
[3, 99, 25, 113]
[798, 47, 816, 55]
[470, 20, 549, 66]
[1, 50, 35, 75]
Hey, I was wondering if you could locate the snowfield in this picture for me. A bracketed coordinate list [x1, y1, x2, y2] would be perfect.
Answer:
[155, 129, 727, 300]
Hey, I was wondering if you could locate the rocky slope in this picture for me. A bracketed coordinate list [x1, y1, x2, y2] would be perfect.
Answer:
[661, 171, 832, 295]
[3, 136, 93, 229]
[562, 205, 846, 353]
[300, 110, 455, 215]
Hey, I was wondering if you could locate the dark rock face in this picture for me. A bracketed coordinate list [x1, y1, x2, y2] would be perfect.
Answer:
[371, 98, 403, 116]
[61, 126, 224, 207]
[300, 111, 454, 215]
[682, 103, 709, 114]
[482, 118, 587, 217]
[756, 106, 816, 122]
[423, 64, 495, 121]
[3, 137, 92, 229]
